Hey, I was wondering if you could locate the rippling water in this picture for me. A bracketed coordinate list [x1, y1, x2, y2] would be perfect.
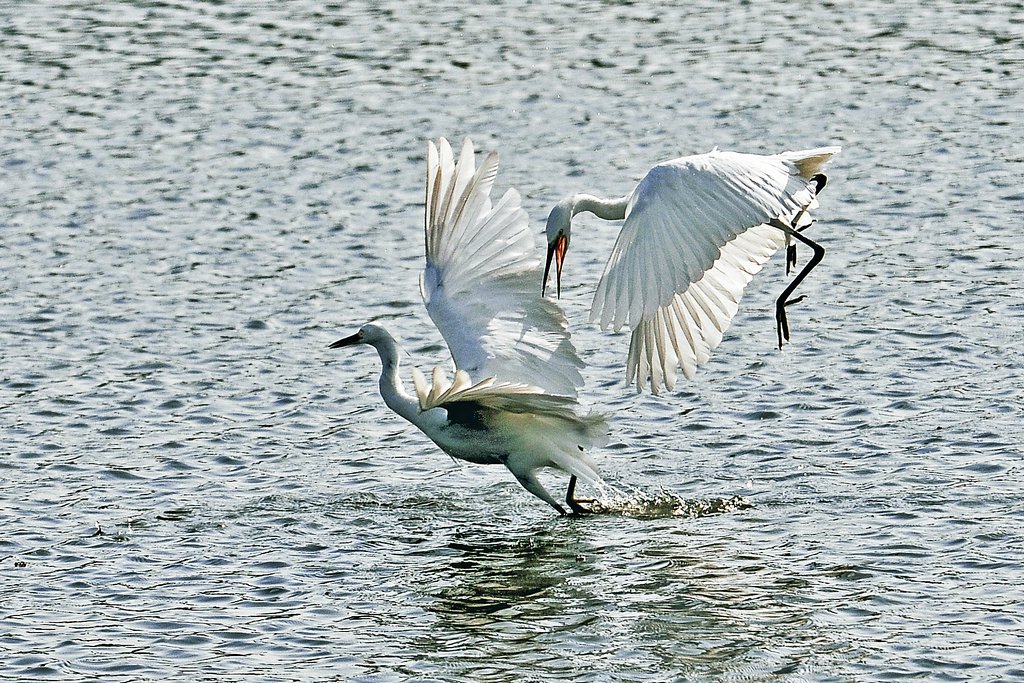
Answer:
[3, 1, 1023, 680]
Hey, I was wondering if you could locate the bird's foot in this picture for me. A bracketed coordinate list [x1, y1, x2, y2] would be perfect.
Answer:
[775, 303, 791, 349]
[567, 497, 595, 516]
[565, 475, 595, 516]
[776, 294, 811, 348]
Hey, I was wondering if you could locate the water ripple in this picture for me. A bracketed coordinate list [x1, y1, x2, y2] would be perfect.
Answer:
[3, 0, 1023, 680]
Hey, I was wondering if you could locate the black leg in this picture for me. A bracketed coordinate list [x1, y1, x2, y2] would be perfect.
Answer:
[565, 475, 593, 516]
[771, 219, 826, 349]
[784, 175, 827, 277]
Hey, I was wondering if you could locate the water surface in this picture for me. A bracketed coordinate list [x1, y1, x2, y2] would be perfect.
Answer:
[2, 1, 1023, 680]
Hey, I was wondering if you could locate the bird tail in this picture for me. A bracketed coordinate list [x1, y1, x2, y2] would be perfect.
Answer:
[776, 146, 841, 251]
[499, 409, 609, 486]
[543, 410, 608, 487]
[777, 146, 841, 180]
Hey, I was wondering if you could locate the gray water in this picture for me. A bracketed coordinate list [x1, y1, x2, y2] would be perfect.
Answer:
[2, 1, 1023, 680]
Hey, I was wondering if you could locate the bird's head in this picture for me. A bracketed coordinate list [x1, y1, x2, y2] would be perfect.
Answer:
[329, 323, 389, 350]
[543, 201, 573, 298]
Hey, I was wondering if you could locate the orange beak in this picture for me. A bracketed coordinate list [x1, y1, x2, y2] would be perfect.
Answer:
[542, 233, 569, 298]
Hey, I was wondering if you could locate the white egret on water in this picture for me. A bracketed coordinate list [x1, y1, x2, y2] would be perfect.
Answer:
[331, 138, 607, 515]
[543, 146, 841, 394]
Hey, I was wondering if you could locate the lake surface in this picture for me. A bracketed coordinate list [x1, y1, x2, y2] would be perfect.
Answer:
[2, 1, 1023, 680]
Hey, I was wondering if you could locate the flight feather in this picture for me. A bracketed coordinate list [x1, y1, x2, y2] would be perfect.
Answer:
[590, 146, 840, 393]
[421, 137, 586, 397]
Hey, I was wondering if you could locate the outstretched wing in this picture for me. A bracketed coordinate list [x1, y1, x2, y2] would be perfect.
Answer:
[421, 137, 585, 397]
[411, 366, 575, 419]
[411, 366, 608, 448]
[591, 147, 840, 393]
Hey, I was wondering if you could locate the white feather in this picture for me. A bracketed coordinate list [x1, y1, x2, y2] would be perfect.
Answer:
[421, 137, 585, 397]
[336, 139, 613, 515]
[588, 146, 840, 392]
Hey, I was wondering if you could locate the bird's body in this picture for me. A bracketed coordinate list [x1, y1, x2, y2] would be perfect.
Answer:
[544, 146, 840, 394]
[331, 138, 607, 515]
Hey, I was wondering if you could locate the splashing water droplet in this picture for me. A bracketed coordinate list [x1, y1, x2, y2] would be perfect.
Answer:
[587, 488, 752, 518]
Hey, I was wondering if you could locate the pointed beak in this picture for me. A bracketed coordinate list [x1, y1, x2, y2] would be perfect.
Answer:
[329, 333, 361, 349]
[542, 232, 569, 298]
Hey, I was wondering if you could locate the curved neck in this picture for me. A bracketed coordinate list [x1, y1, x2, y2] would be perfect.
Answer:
[369, 336, 421, 425]
[568, 193, 630, 221]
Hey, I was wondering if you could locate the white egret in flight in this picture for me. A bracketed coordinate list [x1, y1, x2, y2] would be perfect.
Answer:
[543, 146, 840, 394]
[331, 138, 607, 515]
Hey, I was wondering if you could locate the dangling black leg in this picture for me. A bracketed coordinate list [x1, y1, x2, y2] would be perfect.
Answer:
[771, 219, 826, 349]
[565, 475, 594, 516]
[781, 174, 828, 296]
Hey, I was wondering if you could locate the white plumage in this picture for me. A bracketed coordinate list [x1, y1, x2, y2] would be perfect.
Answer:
[331, 138, 607, 515]
[544, 146, 840, 394]
[420, 138, 586, 398]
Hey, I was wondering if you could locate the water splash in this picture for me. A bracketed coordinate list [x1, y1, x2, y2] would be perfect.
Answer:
[587, 486, 752, 518]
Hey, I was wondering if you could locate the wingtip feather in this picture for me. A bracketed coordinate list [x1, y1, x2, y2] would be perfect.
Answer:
[421, 135, 587, 397]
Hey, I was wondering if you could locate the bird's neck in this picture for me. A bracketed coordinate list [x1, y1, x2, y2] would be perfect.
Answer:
[569, 193, 630, 221]
[370, 337, 422, 425]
